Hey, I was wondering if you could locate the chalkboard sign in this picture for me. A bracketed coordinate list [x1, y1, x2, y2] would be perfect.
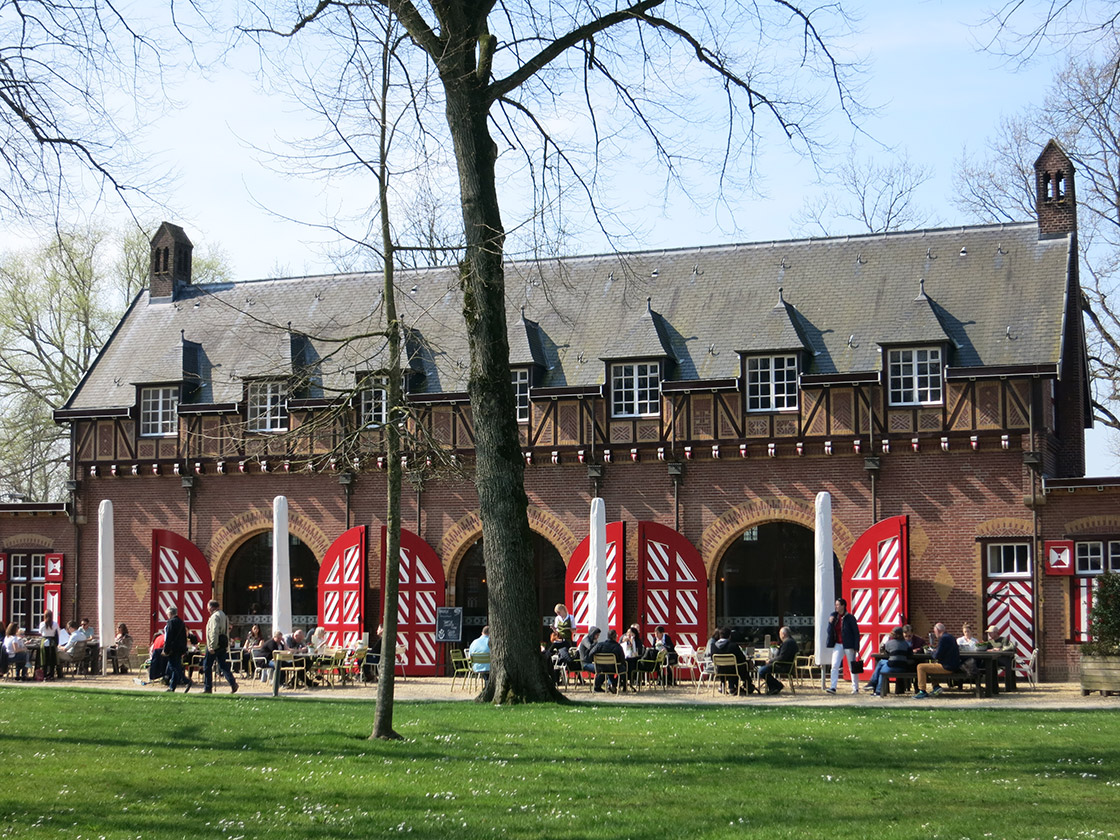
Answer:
[436, 607, 463, 643]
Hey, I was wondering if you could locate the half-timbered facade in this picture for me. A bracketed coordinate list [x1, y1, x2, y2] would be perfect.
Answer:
[18, 140, 1117, 680]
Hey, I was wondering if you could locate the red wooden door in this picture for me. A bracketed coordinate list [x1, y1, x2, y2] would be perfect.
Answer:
[842, 515, 909, 668]
[150, 530, 212, 642]
[381, 527, 445, 676]
[985, 571, 1035, 675]
[0, 553, 6, 627]
[318, 526, 366, 648]
[637, 521, 707, 651]
[566, 521, 625, 638]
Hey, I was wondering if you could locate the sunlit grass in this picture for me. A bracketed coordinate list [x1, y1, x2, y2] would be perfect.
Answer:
[1, 686, 1118, 839]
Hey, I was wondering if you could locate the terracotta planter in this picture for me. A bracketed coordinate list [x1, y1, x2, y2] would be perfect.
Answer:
[1080, 654, 1120, 696]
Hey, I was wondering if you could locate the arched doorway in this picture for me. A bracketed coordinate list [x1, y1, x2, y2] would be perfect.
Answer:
[455, 533, 565, 644]
[223, 531, 319, 637]
[715, 521, 838, 648]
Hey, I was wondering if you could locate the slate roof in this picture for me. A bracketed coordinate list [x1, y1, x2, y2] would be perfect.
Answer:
[62, 221, 1073, 411]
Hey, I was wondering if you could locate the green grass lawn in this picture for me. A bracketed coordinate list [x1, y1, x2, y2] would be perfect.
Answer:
[2, 687, 1118, 840]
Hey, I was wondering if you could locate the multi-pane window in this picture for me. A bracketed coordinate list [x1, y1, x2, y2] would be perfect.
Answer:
[7, 552, 45, 632]
[1076, 541, 1120, 574]
[987, 543, 1031, 577]
[746, 355, 799, 411]
[512, 368, 530, 423]
[361, 376, 388, 427]
[247, 381, 287, 432]
[139, 386, 179, 437]
[888, 347, 942, 406]
[611, 362, 661, 418]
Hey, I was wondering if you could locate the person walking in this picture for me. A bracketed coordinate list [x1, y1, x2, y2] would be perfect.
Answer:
[202, 600, 238, 694]
[825, 597, 861, 694]
[163, 607, 192, 692]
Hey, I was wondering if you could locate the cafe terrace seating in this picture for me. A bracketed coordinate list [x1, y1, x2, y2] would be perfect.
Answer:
[591, 653, 628, 693]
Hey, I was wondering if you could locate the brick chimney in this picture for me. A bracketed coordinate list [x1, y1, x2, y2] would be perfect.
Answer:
[1035, 140, 1076, 239]
[149, 222, 194, 301]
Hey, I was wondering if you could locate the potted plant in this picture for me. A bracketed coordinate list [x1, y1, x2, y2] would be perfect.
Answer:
[1081, 571, 1120, 696]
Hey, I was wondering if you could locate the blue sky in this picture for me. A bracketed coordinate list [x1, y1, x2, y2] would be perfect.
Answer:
[142, 1, 1118, 473]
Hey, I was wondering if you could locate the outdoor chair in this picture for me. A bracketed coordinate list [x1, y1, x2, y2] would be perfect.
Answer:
[694, 649, 715, 694]
[1016, 648, 1039, 690]
[395, 643, 408, 681]
[467, 652, 490, 691]
[272, 651, 304, 690]
[794, 654, 817, 685]
[314, 648, 347, 687]
[58, 640, 88, 678]
[108, 640, 134, 674]
[591, 653, 628, 693]
[766, 657, 797, 694]
[636, 649, 668, 690]
[673, 646, 699, 686]
[449, 648, 472, 691]
[710, 653, 749, 697]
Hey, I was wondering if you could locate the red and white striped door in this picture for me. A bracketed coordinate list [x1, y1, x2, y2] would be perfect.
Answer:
[842, 516, 909, 667]
[381, 527, 445, 676]
[985, 575, 1035, 675]
[318, 526, 366, 648]
[566, 521, 625, 638]
[637, 521, 707, 651]
[150, 530, 212, 642]
[1073, 576, 1099, 643]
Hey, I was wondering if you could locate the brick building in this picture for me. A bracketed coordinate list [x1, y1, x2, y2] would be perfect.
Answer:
[3, 139, 1117, 681]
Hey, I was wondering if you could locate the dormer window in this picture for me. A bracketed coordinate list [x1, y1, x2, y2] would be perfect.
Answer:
[360, 376, 388, 427]
[512, 368, 530, 423]
[139, 386, 179, 437]
[887, 347, 942, 406]
[746, 355, 798, 412]
[247, 381, 287, 432]
[611, 361, 660, 418]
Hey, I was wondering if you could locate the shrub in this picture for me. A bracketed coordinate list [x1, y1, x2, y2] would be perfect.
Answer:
[1083, 571, 1120, 656]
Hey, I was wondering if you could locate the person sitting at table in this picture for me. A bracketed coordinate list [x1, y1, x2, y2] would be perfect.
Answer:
[79, 618, 95, 642]
[107, 623, 134, 673]
[712, 626, 753, 695]
[903, 624, 924, 653]
[283, 629, 308, 652]
[309, 627, 330, 655]
[468, 625, 491, 683]
[985, 625, 1006, 648]
[577, 626, 601, 677]
[590, 628, 627, 693]
[914, 622, 961, 699]
[241, 624, 265, 672]
[957, 623, 980, 648]
[256, 630, 286, 682]
[758, 626, 798, 695]
[868, 627, 915, 696]
[56, 620, 89, 671]
[4, 624, 29, 680]
[621, 625, 644, 684]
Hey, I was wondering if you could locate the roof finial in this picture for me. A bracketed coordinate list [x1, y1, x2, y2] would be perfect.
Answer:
[778, 286, 785, 305]
[915, 277, 927, 300]
[520, 305, 526, 320]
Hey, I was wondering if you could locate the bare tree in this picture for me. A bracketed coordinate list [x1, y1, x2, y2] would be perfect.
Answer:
[793, 150, 936, 236]
[243, 0, 857, 704]
[982, 0, 1120, 63]
[954, 42, 1120, 435]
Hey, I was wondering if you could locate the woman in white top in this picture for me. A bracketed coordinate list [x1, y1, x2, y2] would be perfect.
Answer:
[309, 626, 330, 655]
[4, 624, 29, 680]
[38, 610, 61, 679]
[957, 623, 980, 648]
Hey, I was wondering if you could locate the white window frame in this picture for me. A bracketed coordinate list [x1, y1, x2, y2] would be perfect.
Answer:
[512, 368, 530, 423]
[139, 386, 179, 437]
[247, 381, 287, 433]
[888, 347, 943, 406]
[611, 362, 661, 418]
[7, 552, 45, 632]
[361, 376, 388, 428]
[1076, 540, 1120, 575]
[746, 354, 799, 412]
[986, 543, 1031, 578]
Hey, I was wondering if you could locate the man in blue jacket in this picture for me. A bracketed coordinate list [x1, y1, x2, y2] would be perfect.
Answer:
[163, 607, 192, 693]
[825, 598, 861, 694]
[914, 622, 961, 699]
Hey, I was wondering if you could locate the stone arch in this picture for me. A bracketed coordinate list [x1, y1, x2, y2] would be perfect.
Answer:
[1, 531, 59, 550]
[208, 505, 331, 595]
[699, 495, 856, 577]
[1060, 513, 1120, 537]
[441, 505, 577, 586]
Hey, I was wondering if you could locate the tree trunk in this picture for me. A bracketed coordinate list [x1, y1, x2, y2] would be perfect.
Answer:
[443, 70, 564, 704]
